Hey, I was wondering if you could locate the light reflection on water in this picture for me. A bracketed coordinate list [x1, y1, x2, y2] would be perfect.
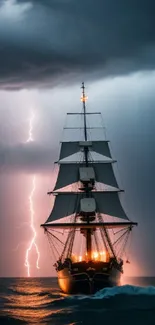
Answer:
[0, 278, 65, 324]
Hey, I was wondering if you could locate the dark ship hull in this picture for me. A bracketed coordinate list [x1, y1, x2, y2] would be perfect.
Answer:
[57, 260, 122, 294]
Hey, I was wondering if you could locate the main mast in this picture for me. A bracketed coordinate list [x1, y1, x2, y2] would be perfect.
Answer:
[81, 82, 92, 259]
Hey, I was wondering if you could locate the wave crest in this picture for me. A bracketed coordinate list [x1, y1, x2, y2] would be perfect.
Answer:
[85, 285, 155, 299]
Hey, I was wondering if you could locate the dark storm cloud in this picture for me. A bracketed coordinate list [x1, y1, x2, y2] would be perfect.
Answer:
[0, 0, 155, 89]
[0, 142, 58, 173]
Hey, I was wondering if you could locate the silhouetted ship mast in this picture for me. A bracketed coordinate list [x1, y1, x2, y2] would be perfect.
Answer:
[41, 83, 137, 294]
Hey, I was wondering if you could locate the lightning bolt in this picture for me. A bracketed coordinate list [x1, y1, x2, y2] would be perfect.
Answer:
[26, 111, 35, 143]
[25, 111, 40, 277]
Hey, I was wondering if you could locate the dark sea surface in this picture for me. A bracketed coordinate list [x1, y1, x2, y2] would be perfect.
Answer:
[0, 277, 155, 325]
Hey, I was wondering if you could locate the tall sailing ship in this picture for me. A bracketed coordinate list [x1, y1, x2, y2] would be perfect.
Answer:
[41, 83, 137, 294]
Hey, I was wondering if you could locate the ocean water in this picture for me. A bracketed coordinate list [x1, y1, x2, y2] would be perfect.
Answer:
[0, 277, 155, 325]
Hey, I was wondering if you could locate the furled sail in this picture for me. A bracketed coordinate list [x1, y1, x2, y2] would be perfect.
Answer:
[45, 191, 128, 223]
[53, 162, 119, 190]
[59, 140, 112, 161]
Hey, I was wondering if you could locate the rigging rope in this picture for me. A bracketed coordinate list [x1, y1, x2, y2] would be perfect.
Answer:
[47, 232, 57, 262]
[97, 213, 111, 254]
[116, 228, 131, 258]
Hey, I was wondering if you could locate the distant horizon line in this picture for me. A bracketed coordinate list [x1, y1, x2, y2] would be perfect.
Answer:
[0, 276, 155, 278]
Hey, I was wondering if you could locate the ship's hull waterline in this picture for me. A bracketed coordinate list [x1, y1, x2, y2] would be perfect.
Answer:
[57, 262, 122, 294]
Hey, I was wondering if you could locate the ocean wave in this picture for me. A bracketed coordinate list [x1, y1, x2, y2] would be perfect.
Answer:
[42, 285, 155, 325]
[79, 284, 155, 299]
[56, 285, 155, 311]
[8, 287, 37, 296]
[0, 316, 27, 324]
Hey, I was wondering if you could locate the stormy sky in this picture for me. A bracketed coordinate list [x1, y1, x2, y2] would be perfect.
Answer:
[0, 0, 155, 277]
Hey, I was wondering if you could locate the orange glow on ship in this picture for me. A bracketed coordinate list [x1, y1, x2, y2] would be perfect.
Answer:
[72, 251, 108, 263]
